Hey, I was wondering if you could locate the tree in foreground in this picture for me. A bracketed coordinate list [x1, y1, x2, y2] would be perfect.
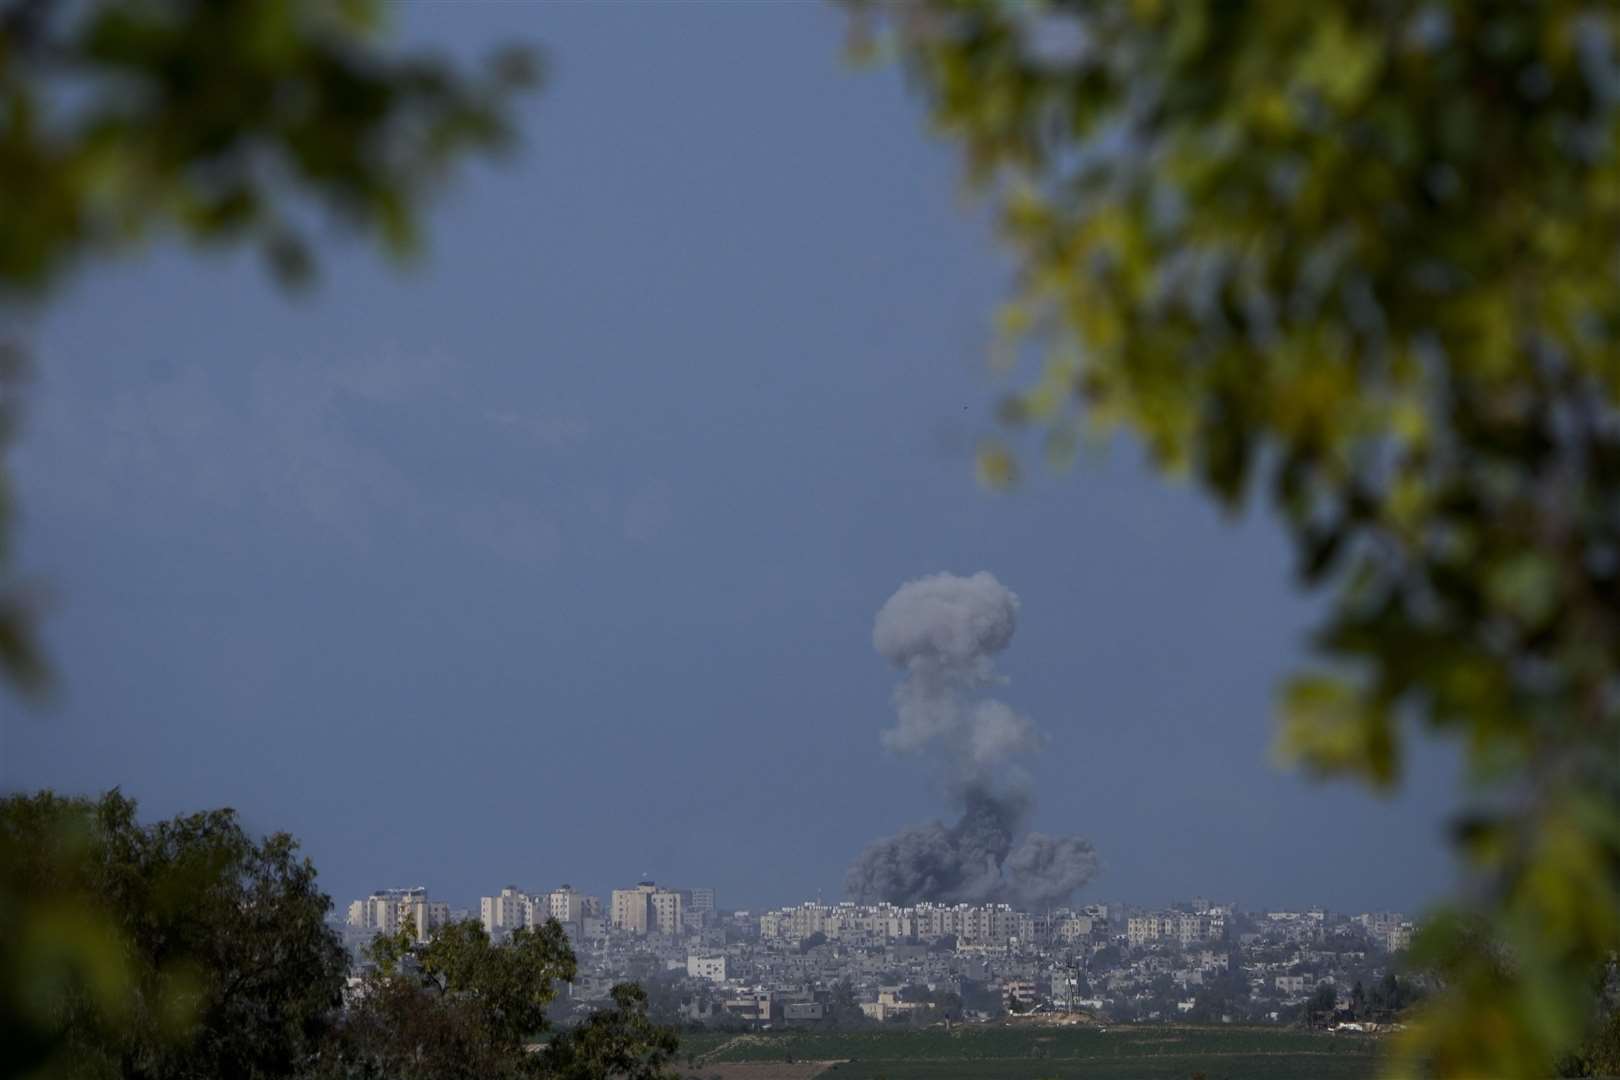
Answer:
[319, 918, 679, 1080]
[321, 917, 579, 1080]
[0, 789, 349, 1079]
[2, 789, 683, 1080]
[855, 2, 1620, 1074]
[541, 984, 682, 1080]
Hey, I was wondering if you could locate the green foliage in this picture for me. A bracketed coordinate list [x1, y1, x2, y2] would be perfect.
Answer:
[323, 917, 576, 1078]
[897, 983, 964, 1026]
[0, 0, 537, 295]
[0, 0, 538, 694]
[1560, 1002, 1620, 1077]
[0, 340, 40, 690]
[858, 1, 1620, 1074]
[309, 968, 526, 1080]
[0, 788, 348, 1079]
[361, 923, 413, 977]
[2, 791, 681, 1079]
[541, 984, 681, 1080]
[679, 1025, 1382, 1079]
[1308, 981, 1340, 1028]
[325, 918, 680, 1080]
[423, 919, 577, 1048]
[825, 977, 871, 1029]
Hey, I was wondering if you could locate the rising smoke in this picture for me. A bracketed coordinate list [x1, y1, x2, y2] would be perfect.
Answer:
[845, 572, 1097, 909]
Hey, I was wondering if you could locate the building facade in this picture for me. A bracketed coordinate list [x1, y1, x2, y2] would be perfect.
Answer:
[611, 882, 658, 934]
[480, 885, 527, 937]
[347, 887, 449, 942]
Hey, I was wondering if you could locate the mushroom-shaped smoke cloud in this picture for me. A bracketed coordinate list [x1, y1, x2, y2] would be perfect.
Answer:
[846, 572, 1097, 908]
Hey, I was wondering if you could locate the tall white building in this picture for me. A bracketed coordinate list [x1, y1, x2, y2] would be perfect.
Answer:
[347, 887, 449, 942]
[546, 884, 593, 926]
[651, 889, 684, 935]
[611, 882, 662, 934]
[403, 896, 451, 941]
[480, 885, 528, 937]
[609, 882, 694, 935]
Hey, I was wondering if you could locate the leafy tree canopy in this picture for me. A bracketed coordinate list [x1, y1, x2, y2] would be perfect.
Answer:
[859, 2, 1620, 1074]
[0, 789, 349, 1080]
[323, 917, 574, 1080]
[328, 917, 679, 1080]
[541, 984, 681, 1080]
[3, 791, 682, 1080]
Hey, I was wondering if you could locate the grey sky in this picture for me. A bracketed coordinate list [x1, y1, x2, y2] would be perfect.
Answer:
[1, 2, 1457, 916]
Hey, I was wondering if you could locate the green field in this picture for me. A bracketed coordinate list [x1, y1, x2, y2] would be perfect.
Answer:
[676, 1025, 1384, 1079]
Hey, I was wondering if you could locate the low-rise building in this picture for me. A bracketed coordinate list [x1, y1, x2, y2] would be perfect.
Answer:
[687, 954, 727, 982]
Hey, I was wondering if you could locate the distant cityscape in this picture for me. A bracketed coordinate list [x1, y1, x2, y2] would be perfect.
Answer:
[338, 881, 1421, 1029]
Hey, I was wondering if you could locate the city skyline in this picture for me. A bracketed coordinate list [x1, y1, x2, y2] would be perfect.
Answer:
[332, 875, 1420, 1029]
[339, 874, 1418, 930]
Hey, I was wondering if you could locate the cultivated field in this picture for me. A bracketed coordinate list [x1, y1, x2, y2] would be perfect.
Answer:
[674, 1025, 1384, 1080]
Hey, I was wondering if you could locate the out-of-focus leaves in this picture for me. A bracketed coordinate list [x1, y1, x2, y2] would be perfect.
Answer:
[0, 587, 44, 690]
[0, 789, 349, 1080]
[0, 340, 43, 693]
[858, 0, 1620, 1073]
[0, 0, 541, 694]
[0, 0, 541, 296]
[1276, 674, 1397, 788]
[975, 440, 1017, 490]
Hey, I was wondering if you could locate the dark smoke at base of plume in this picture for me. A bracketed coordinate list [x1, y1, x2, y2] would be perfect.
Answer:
[844, 784, 1097, 909]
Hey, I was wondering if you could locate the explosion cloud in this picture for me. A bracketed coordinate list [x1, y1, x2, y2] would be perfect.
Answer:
[846, 572, 1097, 908]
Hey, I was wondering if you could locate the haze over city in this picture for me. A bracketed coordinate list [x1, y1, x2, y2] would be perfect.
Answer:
[2, 1, 1458, 918]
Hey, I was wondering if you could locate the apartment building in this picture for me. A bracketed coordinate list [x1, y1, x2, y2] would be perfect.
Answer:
[348, 887, 449, 942]
[480, 885, 527, 937]
[611, 882, 659, 934]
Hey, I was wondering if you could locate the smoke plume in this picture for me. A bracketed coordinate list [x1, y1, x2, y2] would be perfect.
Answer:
[846, 572, 1097, 908]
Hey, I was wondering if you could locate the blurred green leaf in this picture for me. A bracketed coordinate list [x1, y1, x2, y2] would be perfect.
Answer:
[0, 0, 541, 694]
[861, 1, 1620, 1072]
[0, 790, 348, 1079]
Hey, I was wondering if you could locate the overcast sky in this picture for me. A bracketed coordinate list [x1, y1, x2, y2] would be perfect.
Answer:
[2, 3, 1458, 916]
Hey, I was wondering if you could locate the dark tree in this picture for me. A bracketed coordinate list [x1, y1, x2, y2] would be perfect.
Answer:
[320, 919, 681, 1080]
[317, 917, 574, 1078]
[0, 789, 348, 1080]
[823, 979, 867, 1029]
[541, 985, 681, 1080]
[1307, 983, 1339, 1029]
